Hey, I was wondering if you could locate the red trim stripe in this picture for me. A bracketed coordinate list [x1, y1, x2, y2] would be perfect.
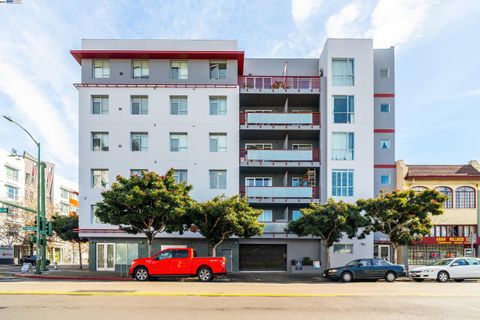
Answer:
[374, 164, 396, 169]
[374, 129, 395, 133]
[374, 93, 395, 98]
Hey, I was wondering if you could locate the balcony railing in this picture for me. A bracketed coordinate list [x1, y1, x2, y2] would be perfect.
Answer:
[262, 222, 289, 233]
[240, 149, 320, 162]
[239, 76, 321, 92]
[241, 186, 320, 199]
[240, 112, 320, 125]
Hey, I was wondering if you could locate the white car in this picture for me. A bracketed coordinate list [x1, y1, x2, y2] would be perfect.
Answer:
[410, 257, 480, 282]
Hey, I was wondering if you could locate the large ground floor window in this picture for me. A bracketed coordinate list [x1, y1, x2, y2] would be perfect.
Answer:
[408, 244, 468, 266]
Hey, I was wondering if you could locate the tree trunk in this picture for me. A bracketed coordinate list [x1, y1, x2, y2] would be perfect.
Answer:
[147, 237, 153, 257]
[392, 243, 398, 265]
[324, 242, 331, 270]
[211, 244, 218, 257]
[78, 241, 83, 269]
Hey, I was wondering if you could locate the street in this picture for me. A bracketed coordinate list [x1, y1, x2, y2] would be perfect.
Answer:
[1, 279, 479, 320]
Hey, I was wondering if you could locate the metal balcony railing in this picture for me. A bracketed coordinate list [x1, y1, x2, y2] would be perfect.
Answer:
[240, 149, 320, 162]
[239, 76, 321, 92]
[240, 186, 320, 199]
[240, 112, 320, 125]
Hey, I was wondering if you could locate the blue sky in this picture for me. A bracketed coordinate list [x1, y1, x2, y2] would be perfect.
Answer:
[0, 0, 479, 183]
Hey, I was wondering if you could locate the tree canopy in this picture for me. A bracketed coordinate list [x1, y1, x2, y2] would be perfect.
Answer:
[187, 195, 263, 256]
[94, 169, 193, 256]
[52, 213, 88, 268]
[357, 189, 447, 263]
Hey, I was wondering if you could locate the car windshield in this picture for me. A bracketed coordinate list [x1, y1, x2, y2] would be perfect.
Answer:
[345, 260, 359, 267]
[429, 259, 454, 266]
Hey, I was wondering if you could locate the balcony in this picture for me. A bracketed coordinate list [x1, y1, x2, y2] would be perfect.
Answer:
[239, 76, 321, 93]
[262, 222, 289, 234]
[240, 112, 320, 129]
[240, 149, 320, 167]
[240, 186, 320, 204]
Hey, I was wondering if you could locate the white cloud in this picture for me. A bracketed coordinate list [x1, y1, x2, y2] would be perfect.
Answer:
[291, 0, 323, 25]
[325, 1, 367, 38]
[366, 0, 435, 48]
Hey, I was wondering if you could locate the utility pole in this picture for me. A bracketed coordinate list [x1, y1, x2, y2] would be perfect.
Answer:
[3, 115, 44, 274]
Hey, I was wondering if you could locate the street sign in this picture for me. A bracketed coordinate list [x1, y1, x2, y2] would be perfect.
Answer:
[23, 226, 36, 231]
[0, 207, 8, 213]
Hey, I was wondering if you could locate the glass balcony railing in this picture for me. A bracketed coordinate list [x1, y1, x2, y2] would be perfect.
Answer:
[262, 222, 289, 233]
[240, 112, 320, 125]
[240, 149, 320, 162]
[239, 76, 321, 92]
[241, 186, 320, 198]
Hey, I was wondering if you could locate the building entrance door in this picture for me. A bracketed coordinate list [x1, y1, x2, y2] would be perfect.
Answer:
[97, 243, 115, 271]
[375, 245, 391, 261]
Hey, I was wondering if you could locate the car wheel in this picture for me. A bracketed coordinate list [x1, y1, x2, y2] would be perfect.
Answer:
[385, 271, 396, 283]
[134, 267, 149, 281]
[454, 279, 465, 282]
[197, 267, 213, 282]
[413, 278, 424, 282]
[341, 271, 353, 283]
[437, 271, 449, 283]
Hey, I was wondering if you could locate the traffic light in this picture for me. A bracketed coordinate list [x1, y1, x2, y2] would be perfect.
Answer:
[46, 221, 53, 236]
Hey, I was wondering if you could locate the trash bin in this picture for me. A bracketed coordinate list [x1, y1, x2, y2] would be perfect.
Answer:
[295, 259, 303, 271]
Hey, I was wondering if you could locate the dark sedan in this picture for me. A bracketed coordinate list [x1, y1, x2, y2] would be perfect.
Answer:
[20, 255, 50, 266]
[323, 258, 406, 282]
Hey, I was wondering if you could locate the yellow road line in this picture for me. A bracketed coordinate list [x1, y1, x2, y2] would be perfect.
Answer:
[0, 291, 480, 297]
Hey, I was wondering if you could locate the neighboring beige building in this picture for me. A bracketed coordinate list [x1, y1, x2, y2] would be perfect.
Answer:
[395, 160, 480, 266]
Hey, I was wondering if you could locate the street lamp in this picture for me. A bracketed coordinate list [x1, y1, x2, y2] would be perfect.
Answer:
[2, 115, 45, 274]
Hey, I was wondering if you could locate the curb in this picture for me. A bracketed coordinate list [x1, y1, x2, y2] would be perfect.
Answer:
[13, 274, 133, 281]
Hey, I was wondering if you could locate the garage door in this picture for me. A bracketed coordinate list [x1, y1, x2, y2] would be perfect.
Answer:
[239, 244, 287, 271]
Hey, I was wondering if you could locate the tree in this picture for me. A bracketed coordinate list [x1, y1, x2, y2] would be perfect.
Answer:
[288, 199, 367, 269]
[187, 195, 263, 257]
[357, 189, 447, 264]
[52, 213, 88, 268]
[94, 170, 193, 256]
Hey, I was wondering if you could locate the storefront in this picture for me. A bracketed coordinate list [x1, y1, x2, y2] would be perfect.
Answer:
[408, 236, 477, 266]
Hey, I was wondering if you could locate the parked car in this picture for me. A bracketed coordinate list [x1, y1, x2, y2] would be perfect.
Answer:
[323, 258, 407, 282]
[129, 248, 227, 282]
[19, 255, 50, 266]
[410, 257, 480, 282]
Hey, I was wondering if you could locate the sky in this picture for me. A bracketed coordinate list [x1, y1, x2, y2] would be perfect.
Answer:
[0, 0, 479, 184]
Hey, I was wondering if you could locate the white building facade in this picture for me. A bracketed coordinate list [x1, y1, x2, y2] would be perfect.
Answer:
[72, 39, 395, 271]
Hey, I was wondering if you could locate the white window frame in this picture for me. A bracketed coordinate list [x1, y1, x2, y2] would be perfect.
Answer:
[209, 96, 227, 115]
[92, 60, 110, 79]
[132, 60, 149, 79]
[170, 133, 188, 152]
[92, 96, 109, 115]
[292, 144, 312, 150]
[91, 169, 109, 189]
[209, 60, 227, 79]
[333, 95, 354, 124]
[245, 177, 272, 187]
[379, 66, 390, 78]
[209, 133, 227, 152]
[258, 209, 273, 222]
[380, 174, 391, 185]
[244, 109, 272, 113]
[245, 143, 273, 150]
[170, 96, 188, 115]
[209, 170, 227, 190]
[332, 58, 354, 86]
[5, 184, 19, 201]
[332, 169, 354, 197]
[331, 132, 354, 161]
[91, 132, 109, 152]
[333, 244, 354, 254]
[170, 60, 188, 80]
[130, 169, 147, 177]
[5, 166, 19, 182]
[173, 169, 188, 184]
[131, 132, 149, 152]
[131, 96, 148, 115]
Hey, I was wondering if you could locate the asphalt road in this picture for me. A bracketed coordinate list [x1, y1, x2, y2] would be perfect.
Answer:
[1, 280, 479, 320]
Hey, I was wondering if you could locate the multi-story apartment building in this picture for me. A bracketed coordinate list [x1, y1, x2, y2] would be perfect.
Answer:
[396, 160, 480, 267]
[72, 38, 396, 271]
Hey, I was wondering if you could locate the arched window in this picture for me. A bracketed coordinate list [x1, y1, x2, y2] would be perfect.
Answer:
[455, 186, 476, 208]
[435, 186, 453, 208]
[411, 186, 427, 192]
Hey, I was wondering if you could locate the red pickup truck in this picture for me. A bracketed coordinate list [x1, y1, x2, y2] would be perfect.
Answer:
[129, 248, 226, 282]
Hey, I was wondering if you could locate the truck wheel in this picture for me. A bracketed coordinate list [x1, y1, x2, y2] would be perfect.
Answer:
[198, 267, 213, 282]
[134, 267, 149, 281]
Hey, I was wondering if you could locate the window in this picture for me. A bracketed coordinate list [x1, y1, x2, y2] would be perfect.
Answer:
[455, 186, 475, 208]
[131, 96, 148, 115]
[174, 250, 189, 258]
[332, 132, 354, 160]
[60, 203, 69, 215]
[379, 67, 390, 78]
[209, 133, 227, 152]
[332, 58, 354, 86]
[173, 169, 188, 184]
[209, 61, 227, 79]
[292, 144, 312, 150]
[333, 244, 353, 254]
[91, 169, 108, 188]
[245, 177, 272, 187]
[132, 60, 149, 78]
[91, 132, 109, 151]
[292, 178, 301, 187]
[91, 205, 102, 224]
[380, 174, 391, 185]
[170, 133, 188, 152]
[245, 143, 272, 150]
[130, 169, 147, 177]
[333, 96, 354, 123]
[156, 250, 173, 260]
[467, 259, 480, 266]
[332, 169, 354, 197]
[170, 96, 188, 115]
[292, 210, 303, 221]
[60, 188, 69, 199]
[380, 103, 390, 113]
[170, 61, 188, 80]
[411, 186, 428, 192]
[92, 60, 110, 79]
[210, 170, 227, 189]
[380, 139, 391, 150]
[6, 185, 19, 200]
[116, 243, 139, 265]
[258, 209, 272, 222]
[131, 132, 148, 152]
[92, 96, 108, 114]
[209, 96, 227, 115]
[5, 166, 19, 182]
[435, 187, 453, 209]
